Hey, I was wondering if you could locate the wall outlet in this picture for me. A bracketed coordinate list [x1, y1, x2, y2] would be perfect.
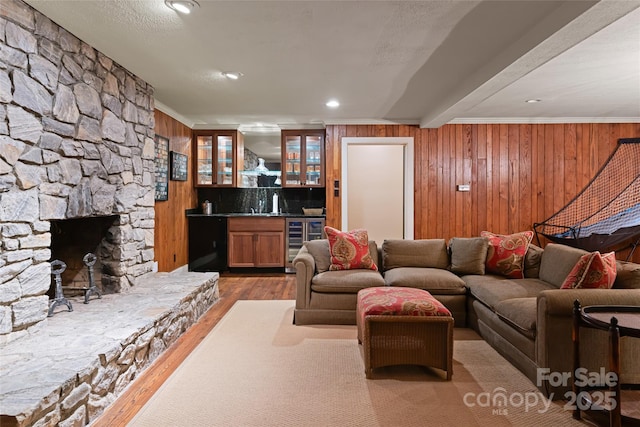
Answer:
[457, 184, 471, 192]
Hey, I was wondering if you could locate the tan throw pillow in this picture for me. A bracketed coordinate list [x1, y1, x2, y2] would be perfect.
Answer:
[304, 239, 331, 273]
[449, 237, 489, 275]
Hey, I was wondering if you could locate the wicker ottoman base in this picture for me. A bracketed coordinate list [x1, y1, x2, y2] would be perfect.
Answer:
[356, 287, 454, 380]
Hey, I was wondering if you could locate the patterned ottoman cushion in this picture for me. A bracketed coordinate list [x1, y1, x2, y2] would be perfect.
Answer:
[357, 287, 451, 325]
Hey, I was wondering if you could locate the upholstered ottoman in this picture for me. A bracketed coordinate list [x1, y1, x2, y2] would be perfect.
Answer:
[356, 287, 454, 379]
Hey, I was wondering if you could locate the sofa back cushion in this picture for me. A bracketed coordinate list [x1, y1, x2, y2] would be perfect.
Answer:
[382, 239, 449, 271]
[304, 239, 379, 274]
[524, 244, 544, 278]
[614, 260, 640, 289]
[449, 237, 490, 275]
[539, 243, 589, 288]
[304, 239, 331, 273]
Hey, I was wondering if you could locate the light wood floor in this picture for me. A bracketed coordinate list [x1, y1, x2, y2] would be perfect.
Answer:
[92, 273, 296, 426]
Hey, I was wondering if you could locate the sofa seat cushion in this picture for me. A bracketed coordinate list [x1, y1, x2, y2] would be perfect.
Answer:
[465, 276, 555, 310]
[384, 267, 466, 295]
[494, 297, 537, 339]
[311, 269, 385, 293]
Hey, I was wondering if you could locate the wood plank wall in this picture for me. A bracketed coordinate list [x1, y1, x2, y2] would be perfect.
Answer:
[153, 110, 197, 271]
[325, 123, 640, 263]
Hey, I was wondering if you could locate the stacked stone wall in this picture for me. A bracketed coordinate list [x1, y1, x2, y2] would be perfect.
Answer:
[0, 0, 156, 342]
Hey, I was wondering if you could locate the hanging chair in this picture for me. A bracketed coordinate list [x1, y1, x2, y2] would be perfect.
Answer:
[533, 138, 640, 258]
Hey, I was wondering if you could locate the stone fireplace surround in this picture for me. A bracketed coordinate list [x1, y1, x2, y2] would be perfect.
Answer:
[0, 0, 156, 343]
[0, 2, 224, 426]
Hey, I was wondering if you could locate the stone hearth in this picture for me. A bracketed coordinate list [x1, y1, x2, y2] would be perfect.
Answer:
[0, 270, 219, 427]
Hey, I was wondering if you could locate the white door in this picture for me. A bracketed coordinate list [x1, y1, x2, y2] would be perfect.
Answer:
[341, 137, 414, 244]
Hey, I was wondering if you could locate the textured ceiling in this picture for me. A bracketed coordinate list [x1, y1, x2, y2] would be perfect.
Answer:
[25, 0, 640, 130]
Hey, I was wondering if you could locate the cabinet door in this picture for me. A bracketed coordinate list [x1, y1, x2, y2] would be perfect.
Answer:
[283, 134, 302, 186]
[255, 232, 284, 267]
[304, 134, 323, 187]
[194, 131, 239, 187]
[195, 135, 213, 185]
[282, 130, 325, 187]
[286, 220, 304, 265]
[306, 219, 325, 240]
[215, 134, 234, 186]
[228, 232, 256, 267]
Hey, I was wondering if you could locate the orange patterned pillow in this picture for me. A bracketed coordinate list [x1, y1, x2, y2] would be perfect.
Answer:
[561, 251, 617, 289]
[481, 230, 534, 279]
[324, 226, 377, 271]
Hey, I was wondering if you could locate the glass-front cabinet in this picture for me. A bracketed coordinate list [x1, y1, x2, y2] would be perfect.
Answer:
[281, 130, 325, 187]
[194, 130, 243, 187]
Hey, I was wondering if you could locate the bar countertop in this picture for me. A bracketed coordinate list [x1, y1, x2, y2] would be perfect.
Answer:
[186, 210, 325, 219]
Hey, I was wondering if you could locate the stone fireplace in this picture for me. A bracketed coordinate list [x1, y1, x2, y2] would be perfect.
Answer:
[0, 0, 156, 343]
[49, 216, 118, 293]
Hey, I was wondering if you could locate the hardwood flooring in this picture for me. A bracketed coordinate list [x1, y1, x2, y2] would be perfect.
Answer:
[92, 273, 296, 427]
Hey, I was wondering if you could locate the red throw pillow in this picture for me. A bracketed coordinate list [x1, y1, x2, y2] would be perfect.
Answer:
[561, 251, 617, 289]
[481, 230, 534, 279]
[324, 226, 377, 271]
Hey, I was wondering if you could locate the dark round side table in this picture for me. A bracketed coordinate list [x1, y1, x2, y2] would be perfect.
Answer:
[572, 301, 640, 427]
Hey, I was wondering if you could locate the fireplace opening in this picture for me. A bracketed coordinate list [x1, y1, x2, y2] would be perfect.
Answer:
[49, 216, 119, 298]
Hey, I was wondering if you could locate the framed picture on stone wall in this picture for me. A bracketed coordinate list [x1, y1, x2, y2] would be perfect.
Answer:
[170, 151, 188, 181]
[154, 135, 169, 201]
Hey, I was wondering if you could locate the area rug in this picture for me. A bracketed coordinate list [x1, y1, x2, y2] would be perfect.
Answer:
[129, 300, 587, 427]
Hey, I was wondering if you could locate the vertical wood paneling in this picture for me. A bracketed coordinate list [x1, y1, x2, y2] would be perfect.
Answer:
[485, 125, 494, 233]
[508, 124, 519, 233]
[519, 124, 532, 232]
[535, 125, 546, 228]
[436, 128, 444, 238]
[498, 124, 509, 233]
[476, 125, 487, 233]
[553, 125, 566, 213]
[324, 122, 640, 262]
[153, 110, 197, 272]
[469, 125, 478, 236]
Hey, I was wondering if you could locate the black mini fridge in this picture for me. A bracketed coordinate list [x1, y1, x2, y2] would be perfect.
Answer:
[188, 216, 228, 272]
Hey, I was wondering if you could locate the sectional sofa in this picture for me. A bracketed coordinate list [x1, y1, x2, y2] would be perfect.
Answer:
[292, 237, 640, 397]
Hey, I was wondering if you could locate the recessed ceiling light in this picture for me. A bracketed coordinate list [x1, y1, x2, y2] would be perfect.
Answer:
[525, 99, 541, 103]
[326, 99, 340, 108]
[165, 0, 199, 14]
[222, 71, 243, 80]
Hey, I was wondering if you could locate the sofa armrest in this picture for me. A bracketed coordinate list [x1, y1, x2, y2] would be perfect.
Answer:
[536, 289, 640, 397]
[293, 246, 316, 310]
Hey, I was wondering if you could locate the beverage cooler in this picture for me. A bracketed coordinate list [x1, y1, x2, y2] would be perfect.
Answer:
[286, 217, 325, 272]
